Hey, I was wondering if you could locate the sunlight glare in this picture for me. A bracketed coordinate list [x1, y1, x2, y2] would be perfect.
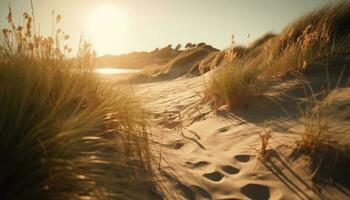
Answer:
[86, 5, 128, 55]
[95, 68, 140, 75]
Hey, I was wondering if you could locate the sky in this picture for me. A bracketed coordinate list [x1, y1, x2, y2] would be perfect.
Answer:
[0, 0, 340, 56]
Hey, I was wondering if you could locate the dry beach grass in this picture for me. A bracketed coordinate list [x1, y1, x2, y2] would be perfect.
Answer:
[0, 7, 160, 200]
[1, 1, 350, 200]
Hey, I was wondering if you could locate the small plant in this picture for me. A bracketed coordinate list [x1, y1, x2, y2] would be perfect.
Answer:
[293, 82, 350, 185]
[297, 89, 334, 152]
[297, 64, 348, 153]
[259, 125, 271, 158]
[203, 65, 265, 109]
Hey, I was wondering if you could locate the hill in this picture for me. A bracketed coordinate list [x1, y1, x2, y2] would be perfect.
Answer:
[95, 43, 212, 68]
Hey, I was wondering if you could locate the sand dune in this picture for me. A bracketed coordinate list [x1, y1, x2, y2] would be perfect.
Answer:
[136, 71, 350, 200]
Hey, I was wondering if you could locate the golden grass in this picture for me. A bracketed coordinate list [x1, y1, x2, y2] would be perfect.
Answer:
[294, 85, 350, 185]
[198, 51, 220, 74]
[202, 65, 266, 109]
[297, 82, 348, 154]
[262, 3, 350, 77]
[0, 7, 159, 199]
[298, 90, 333, 152]
[259, 125, 271, 158]
[203, 2, 350, 109]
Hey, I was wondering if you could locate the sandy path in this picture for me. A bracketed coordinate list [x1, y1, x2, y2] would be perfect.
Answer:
[136, 75, 350, 200]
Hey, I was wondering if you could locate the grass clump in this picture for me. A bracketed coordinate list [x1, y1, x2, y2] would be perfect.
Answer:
[297, 90, 334, 152]
[297, 81, 348, 153]
[263, 2, 350, 76]
[294, 86, 350, 185]
[202, 2, 350, 109]
[0, 8, 159, 200]
[203, 65, 265, 109]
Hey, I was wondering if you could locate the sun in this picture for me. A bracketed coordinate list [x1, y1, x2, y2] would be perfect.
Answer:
[86, 5, 128, 55]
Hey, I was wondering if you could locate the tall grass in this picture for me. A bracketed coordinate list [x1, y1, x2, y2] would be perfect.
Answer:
[297, 68, 348, 153]
[202, 65, 265, 109]
[262, 2, 350, 76]
[295, 85, 350, 184]
[297, 88, 333, 152]
[0, 8, 159, 200]
[203, 2, 350, 108]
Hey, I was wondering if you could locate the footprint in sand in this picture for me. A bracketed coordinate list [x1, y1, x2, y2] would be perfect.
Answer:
[173, 142, 184, 149]
[165, 140, 184, 149]
[221, 165, 240, 175]
[203, 171, 224, 182]
[185, 161, 210, 169]
[234, 155, 252, 163]
[218, 126, 230, 133]
[240, 183, 270, 200]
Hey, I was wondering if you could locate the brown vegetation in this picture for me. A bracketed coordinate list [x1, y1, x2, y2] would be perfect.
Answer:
[203, 2, 350, 108]
[0, 8, 160, 199]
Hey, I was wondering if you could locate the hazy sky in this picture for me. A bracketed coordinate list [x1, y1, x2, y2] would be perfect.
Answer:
[0, 0, 340, 55]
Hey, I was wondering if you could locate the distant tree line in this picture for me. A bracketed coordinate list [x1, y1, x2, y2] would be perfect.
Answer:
[154, 42, 207, 51]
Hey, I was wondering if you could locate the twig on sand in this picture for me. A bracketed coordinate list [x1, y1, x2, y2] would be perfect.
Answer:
[177, 112, 206, 149]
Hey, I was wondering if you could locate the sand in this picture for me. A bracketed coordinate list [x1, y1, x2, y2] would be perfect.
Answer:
[135, 72, 350, 200]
